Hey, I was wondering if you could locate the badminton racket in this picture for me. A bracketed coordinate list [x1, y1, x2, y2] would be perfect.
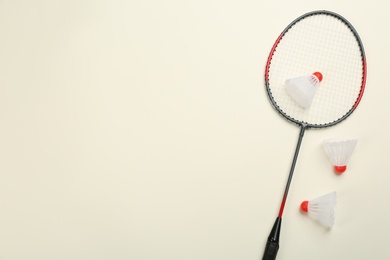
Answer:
[262, 10, 366, 260]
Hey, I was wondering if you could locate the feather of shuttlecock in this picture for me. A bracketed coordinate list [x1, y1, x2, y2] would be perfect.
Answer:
[285, 72, 323, 109]
[323, 138, 357, 174]
[300, 192, 337, 228]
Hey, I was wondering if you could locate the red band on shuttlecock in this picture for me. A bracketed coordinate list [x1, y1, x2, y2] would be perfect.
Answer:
[334, 165, 347, 174]
[300, 201, 309, 212]
[313, 72, 323, 82]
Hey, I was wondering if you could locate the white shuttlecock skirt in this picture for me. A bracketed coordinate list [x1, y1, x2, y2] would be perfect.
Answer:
[285, 74, 321, 109]
[323, 138, 357, 167]
[306, 191, 337, 228]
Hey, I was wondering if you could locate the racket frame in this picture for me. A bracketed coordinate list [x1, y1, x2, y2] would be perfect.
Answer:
[264, 10, 367, 129]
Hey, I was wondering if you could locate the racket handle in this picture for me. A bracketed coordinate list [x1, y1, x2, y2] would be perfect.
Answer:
[262, 217, 282, 260]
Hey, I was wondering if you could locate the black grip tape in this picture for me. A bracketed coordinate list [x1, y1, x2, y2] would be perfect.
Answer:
[262, 239, 279, 260]
[262, 217, 282, 260]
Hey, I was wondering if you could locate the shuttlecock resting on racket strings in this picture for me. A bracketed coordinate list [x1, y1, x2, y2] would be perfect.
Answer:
[300, 192, 337, 229]
[285, 72, 323, 109]
[323, 138, 357, 174]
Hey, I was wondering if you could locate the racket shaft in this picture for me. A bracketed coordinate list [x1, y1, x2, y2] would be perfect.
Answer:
[278, 125, 306, 217]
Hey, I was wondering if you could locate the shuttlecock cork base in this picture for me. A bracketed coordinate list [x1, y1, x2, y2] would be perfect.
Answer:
[285, 72, 323, 109]
[300, 192, 337, 229]
[323, 138, 357, 174]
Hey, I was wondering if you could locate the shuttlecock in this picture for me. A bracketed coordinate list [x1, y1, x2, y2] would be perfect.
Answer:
[323, 138, 357, 174]
[285, 72, 323, 109]
[300, 191, 337, 229]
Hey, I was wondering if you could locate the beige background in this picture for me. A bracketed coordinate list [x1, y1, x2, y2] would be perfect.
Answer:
[0, 1, 388, 259]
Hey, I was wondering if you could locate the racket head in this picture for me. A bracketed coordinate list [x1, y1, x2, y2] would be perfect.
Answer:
[265, 10, 367, 128]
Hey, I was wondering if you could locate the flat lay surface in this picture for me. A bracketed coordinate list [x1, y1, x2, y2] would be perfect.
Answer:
[0, 1, 388, 259]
